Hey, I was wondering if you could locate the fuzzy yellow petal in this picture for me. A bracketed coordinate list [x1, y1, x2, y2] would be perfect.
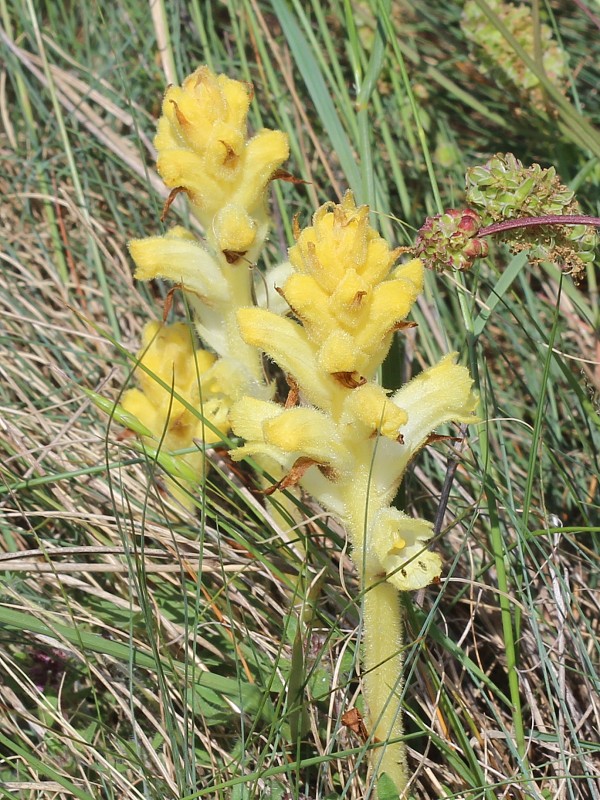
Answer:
[353, 276, 421, 352]
[238, 129, 290, 209]
[328, 269, 370, 326]
[280, 273, 332, 333]
[263, 407, 349, 466]
[317, 330, 367, 375]
[342, 384, 408, 439]
[120, 388, 161, 438]
[368, 509, 441, 591]
[155, 149, 223, 205]
[228, 396, 282, 442]
[129, 230, 228, 303]
[229, 398, 297, 468]
[391, 257, 425, 293]
[392, 353, 479, 453]
[237, 308, 336, 410]
[213, 203, 257, 253]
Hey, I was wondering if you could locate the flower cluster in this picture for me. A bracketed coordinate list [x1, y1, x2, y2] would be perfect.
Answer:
[129, 66, 289, 377]
[153, 66, 288, 262]
[119, 68, 479, 794]
[466, 153, 596, 279]
[414, 208, 488, 273]
[122, 67, 290, 500]
[228, 192, 477, 789]
[230, 193, 478, 591]
[461, 0, 569, 112]
[121, 322, 239, 507]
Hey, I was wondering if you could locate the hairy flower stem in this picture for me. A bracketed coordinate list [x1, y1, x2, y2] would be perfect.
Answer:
[363, 576, 407, 793]
[345, 477, 409, 794]
[479, 213, 600, 237]
[186, 260, 263, 380]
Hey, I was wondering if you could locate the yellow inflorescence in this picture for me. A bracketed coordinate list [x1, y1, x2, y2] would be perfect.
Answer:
[154, 66, 289, 261]
[232, 192, 479, 591]
[283, 192, 423, 380]
[127, 66, 291, 383]
[122, 322, 235, 507]
[122, 67, 480, 795]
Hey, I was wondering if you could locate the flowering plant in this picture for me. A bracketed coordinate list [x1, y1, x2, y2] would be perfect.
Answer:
[119, 66, 480, 795]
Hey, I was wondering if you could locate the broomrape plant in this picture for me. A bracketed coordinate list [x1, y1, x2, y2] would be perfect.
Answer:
[120, 65, 479, 795]
[229, 195, 479, 791]
[114, 58, 600, 795]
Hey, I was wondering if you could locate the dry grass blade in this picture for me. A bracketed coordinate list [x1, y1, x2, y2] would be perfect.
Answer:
[1, 1, 599, 799]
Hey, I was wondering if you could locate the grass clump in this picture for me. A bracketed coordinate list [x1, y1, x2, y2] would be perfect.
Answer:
[1, 2, 599, 799]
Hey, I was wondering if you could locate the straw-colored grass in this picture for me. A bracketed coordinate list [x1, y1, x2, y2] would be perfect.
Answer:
[1, 1, 598, 798]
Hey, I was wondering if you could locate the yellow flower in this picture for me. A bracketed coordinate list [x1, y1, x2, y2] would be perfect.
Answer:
[230, 398, 352, 475]
[230, 193, 479, 794]
[232, 195, 479, 590]
[129, 227, 229, 305]
[282, 192, 423, 379]
[122, 321, 235, 508]
[129, 67, 292, 387]
[368, 509, 441, 592]
[155, 66, 289, 261]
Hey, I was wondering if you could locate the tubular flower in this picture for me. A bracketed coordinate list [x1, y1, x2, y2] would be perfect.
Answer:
[155, 66, 289, 262]
[232, 192, 479, 589]
[230, 193, 478, 793]
[128, 66, 290, 386]
[122, 322, 237, 508]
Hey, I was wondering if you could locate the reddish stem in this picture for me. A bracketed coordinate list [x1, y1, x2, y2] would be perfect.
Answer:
[478, 214, 600, 238]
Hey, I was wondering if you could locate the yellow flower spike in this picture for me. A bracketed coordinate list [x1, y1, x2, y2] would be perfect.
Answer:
[156, 67, 249, 177]
[153, 66, 289, 259]
[121, 322, 235, 510]
[229, 190, 478, 795]
[161, 68, 249, 143]
[279, 196, 426, 383]
[289, 192, 397, 292]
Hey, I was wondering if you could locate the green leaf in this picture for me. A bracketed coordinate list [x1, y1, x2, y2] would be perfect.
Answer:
[377, 772, 400, 800]
[80, 385, 155, 438]
[271, 0, 362, 194]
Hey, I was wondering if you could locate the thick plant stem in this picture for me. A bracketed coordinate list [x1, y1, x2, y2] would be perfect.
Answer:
[363, 572, 407, 795]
